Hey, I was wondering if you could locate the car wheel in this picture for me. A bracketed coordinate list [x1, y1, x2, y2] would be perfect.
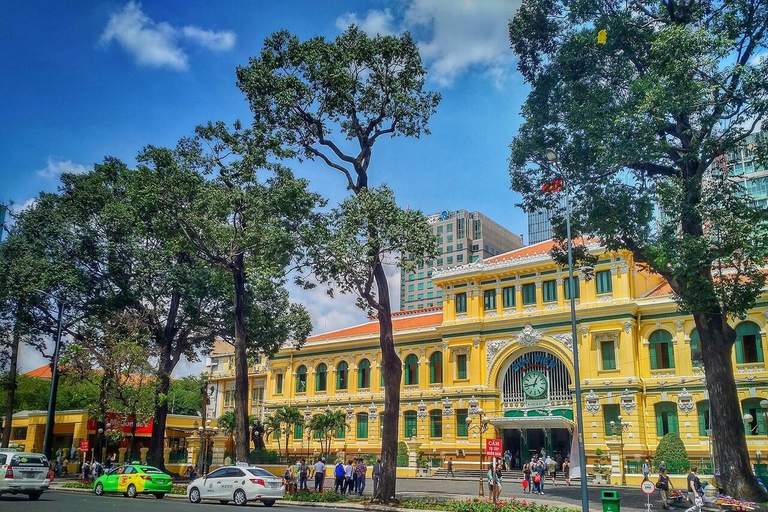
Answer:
[154, 493, 165, 499]
[188, 487, 202, 504]
[262, 499, 276, 507]
[126, 484, 137, 498]
[233, 489, 248, 506]
[95, 482, 104, 496]
[28, 492, 43, 501]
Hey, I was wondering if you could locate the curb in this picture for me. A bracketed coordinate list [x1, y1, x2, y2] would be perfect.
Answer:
[51, 487, 188, 500]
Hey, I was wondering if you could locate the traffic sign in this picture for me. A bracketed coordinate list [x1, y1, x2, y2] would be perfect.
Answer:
[641, 480, 655, 495]
[485, 438, 502, 458]
[79, 440, 89, 452]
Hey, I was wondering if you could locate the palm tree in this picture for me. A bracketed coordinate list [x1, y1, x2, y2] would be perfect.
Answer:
[325, 410, 347, 455]
[275, 406, 303, 460]
[263, 414, 283, 460]
[309, 410, 348, 456]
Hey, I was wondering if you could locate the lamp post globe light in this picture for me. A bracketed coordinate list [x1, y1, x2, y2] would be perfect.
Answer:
[465, 408, 490, 500]
[610, 415, 631, 486]
[544, 149, 590, 512]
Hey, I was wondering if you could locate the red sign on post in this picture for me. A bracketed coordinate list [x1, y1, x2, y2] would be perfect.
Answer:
[79, 440, 89, 452]
[485, 438, 502, 458]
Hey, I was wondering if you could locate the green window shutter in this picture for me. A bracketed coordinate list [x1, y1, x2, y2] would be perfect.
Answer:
[690, 329, 701, 367]
[667, 342, 676, 368]
[457, 354, 467, 379]
[604, 404, 620, 436]
[430, 411, 442, 438]
[357, 414, 368, 439]
[484, 289, 496, 310]
[697, 401, 709, 437]
[735, 339, 745, 363]
[429, 360, 435, 383]
[404, 355, 418, 385]
[404, 412, 417, 438]
[294, 423, 303, 440]
[564, 276, 580, 300]
[656, 411, 664, 436]
[455, 293, 467, 314]
[358, 366, 364, 388]
[596, 270, 612, 294]
[429, 352, 442, 384]
[649, 344, 658, 370]
[276, 374, 283, 394]
[456, 409, 468, 437]
[503, 287, 515, 308]
[523, 283, 536, 305]
[543, 280, 557, 302]
[668, 407, 679, 434]
[601, 341, 616, 370]
[757, 335, 765, 363]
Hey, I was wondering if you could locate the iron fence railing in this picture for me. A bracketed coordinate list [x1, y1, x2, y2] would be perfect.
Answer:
[625, 459, 712, 475]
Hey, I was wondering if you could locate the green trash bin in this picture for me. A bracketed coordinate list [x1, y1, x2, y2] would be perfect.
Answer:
[601, 490, 621, 512]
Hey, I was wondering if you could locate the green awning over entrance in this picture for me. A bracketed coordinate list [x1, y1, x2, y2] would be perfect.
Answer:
[490, 414, 574, 432]
[504, 408, 573, 420]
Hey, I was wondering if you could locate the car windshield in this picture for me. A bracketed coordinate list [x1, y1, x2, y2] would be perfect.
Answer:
[247, 468, 274, 477]
[10, 455, 47, 467]
[139, 467, 165, 474]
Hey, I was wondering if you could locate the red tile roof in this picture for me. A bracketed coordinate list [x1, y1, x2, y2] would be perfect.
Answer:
[307, 308, 443, 342]
[24, 365, 52, 379]
[484, 238, 599, 265]
[645, 282, 673, 298]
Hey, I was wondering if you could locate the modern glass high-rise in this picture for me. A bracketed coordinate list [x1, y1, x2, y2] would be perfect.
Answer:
[400, 210, 524, 311]
[527, 197, 567, 245]
[723, 132, 768, 207]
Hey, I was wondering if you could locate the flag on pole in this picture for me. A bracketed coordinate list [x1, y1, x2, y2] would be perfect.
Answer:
[569, 424, 581, 481]
[541, 178, 564, 193]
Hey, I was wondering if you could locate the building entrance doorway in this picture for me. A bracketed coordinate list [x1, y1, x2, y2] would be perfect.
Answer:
[500, 428, 572, 464]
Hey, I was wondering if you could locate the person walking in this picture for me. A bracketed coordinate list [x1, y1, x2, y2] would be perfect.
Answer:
[504, 451, 512, 471]
[81, 461, 90, 483]
[355, 458, 367, 496]
[298, 459, 309, 491]
[334, 461, 345, 493]
[563, 458, 571, 487]
[643, 458, 651, 481]
[523, 461, 532, 493]
[351, 459, 359, 493]
[283, 464, 294, 490]
[313, 457, 325, 492]
[549, 456, 557, 486]
[687, 466, 702, 504]
[372, 458, 381, 498]
[656, 468, 674, 510]
[344, 460, 354, 494]
[446, 457, 455, 478]
[487, 462, 500, 502]
[537, 459, 547, 494]
[494, 462, 504, 502]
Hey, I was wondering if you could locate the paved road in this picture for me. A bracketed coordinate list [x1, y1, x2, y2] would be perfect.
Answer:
[0, 491, 341, 511]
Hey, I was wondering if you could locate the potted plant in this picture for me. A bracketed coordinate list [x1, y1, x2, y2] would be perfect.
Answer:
[592, 448, 612, 484]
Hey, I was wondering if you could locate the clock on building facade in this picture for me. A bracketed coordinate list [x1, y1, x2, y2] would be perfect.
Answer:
[522, 370, 548, 399]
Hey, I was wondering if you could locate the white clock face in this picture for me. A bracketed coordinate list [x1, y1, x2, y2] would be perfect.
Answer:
[522, 371, 548, 398]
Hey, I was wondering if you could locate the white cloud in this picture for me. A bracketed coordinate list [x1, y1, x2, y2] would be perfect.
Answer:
[337, 0, 521, 87]
[9, 197, 37, 215]
[336, 9, 395, 36]
[100, 2, 236, 71]
[182, 26, 236, 52]
[404, 0, 520, 87]
[37, 157, 90, 179]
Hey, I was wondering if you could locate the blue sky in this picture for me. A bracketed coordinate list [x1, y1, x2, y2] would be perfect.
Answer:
[3, 0, 529, 373]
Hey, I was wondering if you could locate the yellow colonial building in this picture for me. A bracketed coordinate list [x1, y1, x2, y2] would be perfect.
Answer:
[207, 240, 768, 481]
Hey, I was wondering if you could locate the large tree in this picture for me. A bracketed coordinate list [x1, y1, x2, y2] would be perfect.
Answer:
[509, 0, 768, 499]
[139, 121, 317, 463]
[236, 26, 440, 501]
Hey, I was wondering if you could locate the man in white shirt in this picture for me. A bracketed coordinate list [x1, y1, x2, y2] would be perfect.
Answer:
[313, 458, 326, 491]
[344, 460, 354, 494]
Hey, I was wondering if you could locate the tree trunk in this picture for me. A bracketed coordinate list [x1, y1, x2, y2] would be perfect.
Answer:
[694, 311, 766, 500]
[232, 253, 250, 463]
[94, 373, 110, 463]
[148, 370, 171, 469]
[1, 313, 21, 448]
[371, 259, 401, 502]
[128, 410, 137, 462]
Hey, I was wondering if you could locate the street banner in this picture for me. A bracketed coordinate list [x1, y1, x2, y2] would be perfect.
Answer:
[569, 425, 581, 480]
[486, 438, 502, 458]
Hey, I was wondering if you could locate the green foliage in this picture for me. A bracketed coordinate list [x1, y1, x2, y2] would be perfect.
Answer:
[307, 409, 347, 456]
[309, 186, 437, 314]
[592, 448, 611, 475]
[0, 374, 101, 413]
[218, 411, 236, 436]
[166, 376, 206, 416]
[249, 448, 279, 464]
[397, 441, 408, 457]
[400, 498, 580, 512]
[283, 490, 346, 502]
[654, 433, 690, 473]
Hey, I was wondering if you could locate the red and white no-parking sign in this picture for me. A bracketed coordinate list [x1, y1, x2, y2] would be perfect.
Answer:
[485, 438, 503, 458]
[641, 480, 656, 495]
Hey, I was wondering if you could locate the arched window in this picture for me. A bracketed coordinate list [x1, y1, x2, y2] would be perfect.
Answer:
[649, 330, 675, 370]
[697, 400, 710, 437]
[295, 365, 307, 393]
[404, 354, 419, 385]
[690, 329, 702, 367]
[356, 413, 369, 439]
[358, 359, 371, 389]
[654, 401, 678, 436]
[742, 398, 768, 435]
[429, 352, 443, 384]
[336, 361, 349, 390]
[404, 411, 417, 439]
[735, 321, 764, 364]
[429, 409, 442, 438]
[315, 363, 327, 392]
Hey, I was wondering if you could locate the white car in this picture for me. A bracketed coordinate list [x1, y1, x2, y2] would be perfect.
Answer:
[187, 465, 284, 507]
[0, 450, 50, 500]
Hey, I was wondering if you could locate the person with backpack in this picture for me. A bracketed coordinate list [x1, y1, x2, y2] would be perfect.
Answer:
[298, 459, 309, 490]
[334, 461, 346, 493]
[283, 463, 294, 490]
[656, 468, 674, 510]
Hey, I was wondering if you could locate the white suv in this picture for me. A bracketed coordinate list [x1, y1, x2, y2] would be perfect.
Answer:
[0, 450, 50, 500]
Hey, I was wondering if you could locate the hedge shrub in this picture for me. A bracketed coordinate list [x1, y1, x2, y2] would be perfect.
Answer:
[654, 432, 690, 473]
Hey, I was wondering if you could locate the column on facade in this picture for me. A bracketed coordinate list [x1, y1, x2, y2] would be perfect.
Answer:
[495, 285, 504, 315]
[578, 271, 591, 303]
[24, 424, 39, 453]
[443, 345, 453, 388]
[515, 283, 523, 313]
[468, 286, 482, 319]
[556, 276, 565, 308]
[535, 277, 544, 309]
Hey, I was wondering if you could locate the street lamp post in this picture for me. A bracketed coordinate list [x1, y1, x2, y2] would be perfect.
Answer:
[465, 408, 489, 499]
[195, 419, 218, 475]
[42, 299, 65, 461]
[610, 415, 631, 485]
[545, 149, 590, 512]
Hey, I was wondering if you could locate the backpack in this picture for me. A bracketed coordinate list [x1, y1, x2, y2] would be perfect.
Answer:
[335, 464, 345, 478]
[534, 474, 541, 483]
